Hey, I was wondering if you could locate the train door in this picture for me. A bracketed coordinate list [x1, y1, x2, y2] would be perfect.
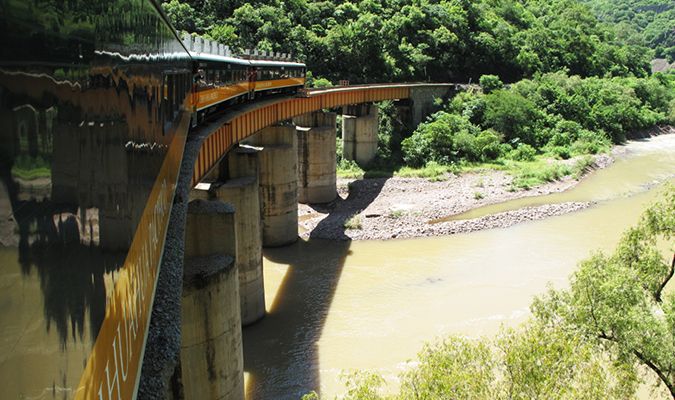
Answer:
[248, 66, 256, 100]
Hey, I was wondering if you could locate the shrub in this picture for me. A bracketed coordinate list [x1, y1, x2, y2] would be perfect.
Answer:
[402, 113, 479, 167]
[550, 146, 571, 160]
[344, 214, 362, 230]
[483, 90, 542, 145]
[313, 78, 332, 88]
[479, 74, 504, 95]
[509, 144, 536, 161]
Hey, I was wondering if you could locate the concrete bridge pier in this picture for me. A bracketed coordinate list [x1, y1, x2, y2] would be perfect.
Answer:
[190, 170, 265, 326]
[292, 111, 338, 204]
[243, 125, 298, 247]
[342, 104, 378, 166]
[181, 199, 245, 400]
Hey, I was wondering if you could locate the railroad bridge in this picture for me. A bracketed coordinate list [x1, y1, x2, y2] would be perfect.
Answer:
[170, 83, 456, 399]
[0, 1, 458, 397]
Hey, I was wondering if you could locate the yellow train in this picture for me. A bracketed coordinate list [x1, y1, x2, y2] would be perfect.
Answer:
[190, 47, 307, 122]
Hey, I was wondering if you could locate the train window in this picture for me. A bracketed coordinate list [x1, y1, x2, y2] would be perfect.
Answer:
[162, 72, 172, 134]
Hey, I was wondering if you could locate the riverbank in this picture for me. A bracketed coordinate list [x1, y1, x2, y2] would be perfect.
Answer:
[299, 125, 675, 241]
[298, 154, 614, 241]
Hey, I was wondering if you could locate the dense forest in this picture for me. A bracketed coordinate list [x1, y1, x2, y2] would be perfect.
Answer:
[579, 0, 675, 61]
[161, 0, 654, 83]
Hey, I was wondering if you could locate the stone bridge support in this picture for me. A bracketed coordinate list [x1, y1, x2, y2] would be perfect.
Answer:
[404, 85, 457, 127]
[243, 125, 298, 247]
[181, 199, 245, 400]
[292, 111, 337, 204]
[342, 104, 378, 166]
[190, 163, 265, 326]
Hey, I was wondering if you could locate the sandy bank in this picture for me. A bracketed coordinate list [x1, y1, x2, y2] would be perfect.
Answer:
[298, 154, 614, 241]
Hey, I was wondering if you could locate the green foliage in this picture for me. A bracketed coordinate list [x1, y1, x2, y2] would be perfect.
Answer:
[162, 0, 208, 34]
[311, 323, 638, 399]
[337, 158, 364, 179]
[510, 161, 573, 189]
[580, 0, 675, 51]
[395, 162, 459, 180]
[312, 78, 333, 88]
[484, 90, 543, 146]
[474, 191, 486, 200]
[165, 0, 653, 83]
[479, 74, 504, 95]
[532, 183, 675, 398]
[508, 144, 537, 162]
[401, 112, 480, 168]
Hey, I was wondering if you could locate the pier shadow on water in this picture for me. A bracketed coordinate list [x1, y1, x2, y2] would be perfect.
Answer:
[243, 179, 386, 399]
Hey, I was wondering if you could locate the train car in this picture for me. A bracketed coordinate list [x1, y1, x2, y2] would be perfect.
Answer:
[186, 41, 306, 122]
[0, 0, 192, 399]
[249, 59, 307, 97]
[192, 53, 251, 111]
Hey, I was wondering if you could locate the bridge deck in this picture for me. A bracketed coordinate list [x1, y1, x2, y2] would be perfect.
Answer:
[191, 83, 455, 186]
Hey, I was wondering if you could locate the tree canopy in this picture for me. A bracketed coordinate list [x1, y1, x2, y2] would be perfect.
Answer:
[579, 0, 675, 60]
[161, 0, 653, 83]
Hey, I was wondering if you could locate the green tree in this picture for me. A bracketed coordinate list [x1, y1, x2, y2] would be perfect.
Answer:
[532, 183, 675, 399]
[304, 323, 638, 399]
[483, 90, 542, 146]
[161, 0, 207, 34]
[479, 74, 503, 94]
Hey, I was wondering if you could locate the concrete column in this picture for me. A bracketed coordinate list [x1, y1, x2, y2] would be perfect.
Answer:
[228, 145, 260, 179]
[292, 112, 337, 204]
[342, 104, 378, 166]
[244, 125, 298, 247]
[191, 145, 266, 325]
[181, 199, 244, 400]
[211, 178, 265, 325]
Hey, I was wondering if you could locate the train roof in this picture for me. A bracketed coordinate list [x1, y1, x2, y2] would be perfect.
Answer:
[249, 59, 307, 68]
[189, 51, 251, 66]
[189, 52, 306, 69]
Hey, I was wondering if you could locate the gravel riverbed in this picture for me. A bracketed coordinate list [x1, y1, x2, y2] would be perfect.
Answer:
[298, 154, 614, 241]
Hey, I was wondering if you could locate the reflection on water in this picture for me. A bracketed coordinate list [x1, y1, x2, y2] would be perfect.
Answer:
[0, 0, 187, 397]
[243, 135, 675, 399]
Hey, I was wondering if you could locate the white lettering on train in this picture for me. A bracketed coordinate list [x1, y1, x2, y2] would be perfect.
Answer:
[94, 178, 169, 400]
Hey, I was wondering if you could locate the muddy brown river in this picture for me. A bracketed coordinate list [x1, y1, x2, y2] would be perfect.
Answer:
[243, 135, 675, 399]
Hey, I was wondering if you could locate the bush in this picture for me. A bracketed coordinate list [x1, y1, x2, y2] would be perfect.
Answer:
[479, 74, 504, 95]
[508, 144, 536, 162]
[402, 112, 479, 167]
[550, 146, 571, 160]
[313, 78, 333, 88]
[344, 214, 362, 230]
[483, 90, 542, 146]
[474, 130, 503, 161]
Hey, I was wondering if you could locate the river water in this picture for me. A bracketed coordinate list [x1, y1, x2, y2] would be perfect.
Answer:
[243, 135, 675, 400]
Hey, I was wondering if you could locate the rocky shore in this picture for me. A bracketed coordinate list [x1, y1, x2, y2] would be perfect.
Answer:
[298, 154, 614, 241]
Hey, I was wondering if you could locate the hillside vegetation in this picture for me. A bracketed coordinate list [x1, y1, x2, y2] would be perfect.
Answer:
[579, 0, 675, 61]
[162, 0, 652, 83]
